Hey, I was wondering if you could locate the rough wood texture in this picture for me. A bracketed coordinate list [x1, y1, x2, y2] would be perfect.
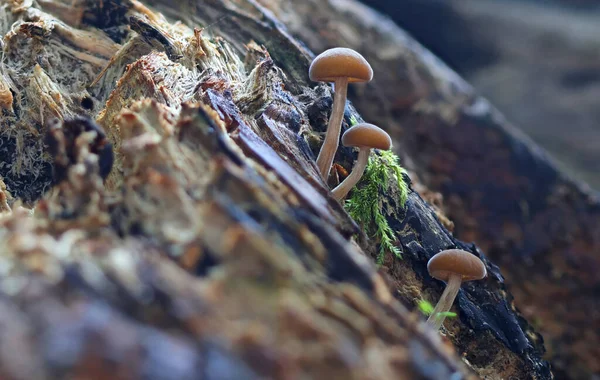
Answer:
[0, 0, 579, 379]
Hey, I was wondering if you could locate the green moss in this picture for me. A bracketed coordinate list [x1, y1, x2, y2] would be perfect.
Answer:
[349, 115, 358, 126]
[417, 299, 456, 319]
[344, 150, 409, 264]
[436, 311, 457, 318]
[418, 299, 435, 316]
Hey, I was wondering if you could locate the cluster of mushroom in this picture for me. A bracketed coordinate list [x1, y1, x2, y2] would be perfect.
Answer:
[310, 51, 488, 333]
[309, 48, 392, 201]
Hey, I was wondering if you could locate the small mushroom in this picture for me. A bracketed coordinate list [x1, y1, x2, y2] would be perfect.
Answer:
[309, 48, 373, 180]
[426, 249, 487, 330]
[331, 123, 391, 201]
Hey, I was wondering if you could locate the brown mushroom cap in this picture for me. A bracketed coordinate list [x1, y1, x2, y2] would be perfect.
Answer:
[427, 249, 487, 282]
[341, 123, 392, 150]
[309, 48, 373, 83]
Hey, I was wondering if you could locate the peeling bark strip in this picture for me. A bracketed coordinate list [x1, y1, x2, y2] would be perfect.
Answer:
[0, 0, 560, 379]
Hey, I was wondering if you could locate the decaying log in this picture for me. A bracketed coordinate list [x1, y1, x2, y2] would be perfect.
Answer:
[1, 0, 592, 379]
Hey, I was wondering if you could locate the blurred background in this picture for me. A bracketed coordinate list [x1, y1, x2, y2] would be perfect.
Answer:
[362, 0, 600, 190]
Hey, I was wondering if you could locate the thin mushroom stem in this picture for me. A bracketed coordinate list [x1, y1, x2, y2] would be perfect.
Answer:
[316, 77, 348, 180]
[427, 274, 462, 330]
[331, 148, 370, 201]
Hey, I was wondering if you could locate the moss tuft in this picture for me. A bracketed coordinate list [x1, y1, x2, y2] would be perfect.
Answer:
[418, 299, 456, 319]
[418, 299, 435, 316]
[344, 150, 408, 264]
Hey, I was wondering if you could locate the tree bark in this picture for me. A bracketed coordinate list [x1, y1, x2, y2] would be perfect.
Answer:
[0, 0, 582, 379]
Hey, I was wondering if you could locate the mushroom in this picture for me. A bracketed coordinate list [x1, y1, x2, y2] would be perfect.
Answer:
[309, 48, 373, 180]
[426, 249, 487, 330]
[331, 123, 391, 201]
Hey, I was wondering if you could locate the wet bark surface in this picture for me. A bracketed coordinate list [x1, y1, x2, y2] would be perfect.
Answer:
[0, 0, 592, 379]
